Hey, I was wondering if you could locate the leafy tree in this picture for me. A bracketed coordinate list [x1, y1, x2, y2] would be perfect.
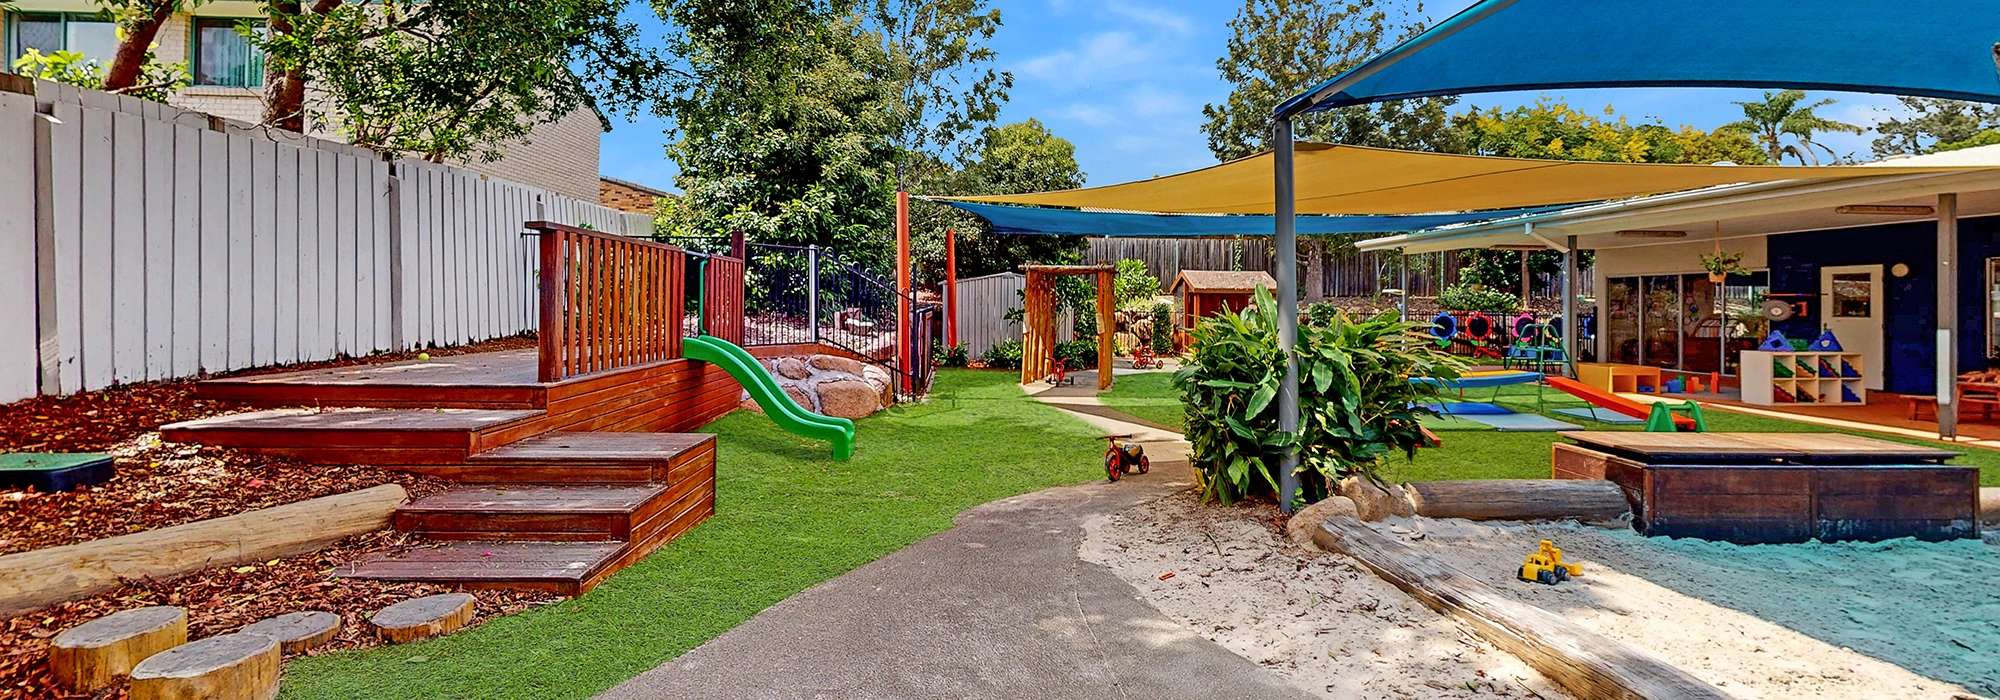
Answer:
[1872, 97, 2000, 157]
[254, 0, 660, 161]
[1718, 90, 1863, 165]
[1113, 259, 1159, 307]
[910, 119, 1088, 285]
[96, 0, 198, 93]
[862, 0, 1011, 187]
[1201, 0, 1461, 161]
[1457, 99, 1768, 164]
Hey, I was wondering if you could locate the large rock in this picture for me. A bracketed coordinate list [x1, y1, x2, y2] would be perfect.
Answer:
[774, 357, 811, 380]
[862, 365, 894, 405]
[809, 354, 866, 376]
[816, 379, 883, 419]
[1286, 496, 1358, 545]
[1336, 476, 1415, 521]
[740, 385, 819, 414]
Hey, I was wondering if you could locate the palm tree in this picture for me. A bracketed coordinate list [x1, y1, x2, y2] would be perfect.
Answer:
[1720, 90, 1865, 165]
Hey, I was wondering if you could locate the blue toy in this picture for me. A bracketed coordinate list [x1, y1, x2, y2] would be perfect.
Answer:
[1757, 331, 1790, 352]
[1809, 330, 1843, 352]
[1663, 378, 1685, 393]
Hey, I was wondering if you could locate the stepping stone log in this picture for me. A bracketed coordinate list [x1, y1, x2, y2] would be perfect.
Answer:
[239, 611, 341, 654]
[49, 605, 187, 693]
[370, 592, 476, 644]
[130, 633, 280, 700]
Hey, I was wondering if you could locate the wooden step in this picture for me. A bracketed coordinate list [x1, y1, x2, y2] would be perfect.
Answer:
[159, 407, 545, 464]
[436, 431, 717, 483]
[339, 541, 625, 596]
[395, 484, 674, 541]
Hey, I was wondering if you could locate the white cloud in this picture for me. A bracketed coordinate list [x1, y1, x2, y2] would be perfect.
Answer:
[1016, 31, 1156, 83]
[1101, 1, 1195, 36]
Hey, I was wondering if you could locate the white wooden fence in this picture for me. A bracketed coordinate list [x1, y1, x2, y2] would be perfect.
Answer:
[1, 80, 654, 403]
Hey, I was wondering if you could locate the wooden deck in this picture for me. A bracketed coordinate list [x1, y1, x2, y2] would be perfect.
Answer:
[162, 349, 738, 594]
[1554, 433, 1978, 543]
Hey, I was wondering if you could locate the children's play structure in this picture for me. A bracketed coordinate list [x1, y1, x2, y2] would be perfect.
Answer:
[1019, 264, 1118, 390]
[157, 222, 862, 594]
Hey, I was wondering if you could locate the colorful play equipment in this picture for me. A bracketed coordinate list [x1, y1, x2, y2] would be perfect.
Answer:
[1429, 312, 1458, 347]
[1100, 434, 1150, 482]
[1021, 264, 1117, 390]
[1644, 400, 1708, 433]
[684, 335, 857, 460]
[1517, 540, 1582, 586]
[1502, 322, 1567, 373]
[1544, 375, 1700, 432]
[1461, 312, 1499, 358]
[1413, 370, 1542, 390]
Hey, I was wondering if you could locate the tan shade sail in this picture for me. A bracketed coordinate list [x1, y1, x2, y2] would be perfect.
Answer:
[942, 143, 1989, 216]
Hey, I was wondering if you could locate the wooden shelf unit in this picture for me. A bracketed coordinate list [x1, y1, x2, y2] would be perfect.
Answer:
[1740, 350, 1866, 407]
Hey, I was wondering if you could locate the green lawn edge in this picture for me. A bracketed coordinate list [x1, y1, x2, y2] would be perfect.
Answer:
[278, 369, 1103, 700]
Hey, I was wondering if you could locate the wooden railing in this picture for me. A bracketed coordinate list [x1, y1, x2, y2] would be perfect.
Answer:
[529, 222, 685, 382]
[701, 254, 746, 345]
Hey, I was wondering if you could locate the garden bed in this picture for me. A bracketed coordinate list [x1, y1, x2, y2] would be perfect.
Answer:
[1, 529, 558, 700]
[1375, 517, 1999, 699]
[1080, 492, 1572, 699]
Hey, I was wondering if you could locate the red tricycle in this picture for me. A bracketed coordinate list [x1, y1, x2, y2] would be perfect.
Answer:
[1045, 358, 1075, 386]
[1131, 346, 1161, 370]
[1100, 434, 1149, 482]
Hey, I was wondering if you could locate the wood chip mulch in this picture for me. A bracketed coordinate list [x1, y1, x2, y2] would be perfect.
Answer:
[1, 529, 562, 700]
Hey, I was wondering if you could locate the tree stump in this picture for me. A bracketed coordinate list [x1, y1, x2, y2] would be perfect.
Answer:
[239, 611, 341, 654]
[370, 593, 476, 644]
[48, 605, 187, 693]
[129, 633, 279, 700]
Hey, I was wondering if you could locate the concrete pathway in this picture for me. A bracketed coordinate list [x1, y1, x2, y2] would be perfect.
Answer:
[597, 374, 1306, 700]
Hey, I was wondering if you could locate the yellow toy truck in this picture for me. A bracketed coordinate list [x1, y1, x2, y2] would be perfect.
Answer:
[1518, 540, 1583, 585]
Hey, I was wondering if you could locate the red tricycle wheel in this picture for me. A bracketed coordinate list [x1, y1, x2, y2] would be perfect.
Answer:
[1104, 451, 1121, 482]
[1137, 455, 1149, 474]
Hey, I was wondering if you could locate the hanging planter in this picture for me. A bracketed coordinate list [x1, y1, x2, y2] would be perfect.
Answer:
[1700, 251, 1746, 283]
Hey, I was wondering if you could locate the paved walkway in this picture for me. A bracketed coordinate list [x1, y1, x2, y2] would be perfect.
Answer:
[597, 373, 1307, 700]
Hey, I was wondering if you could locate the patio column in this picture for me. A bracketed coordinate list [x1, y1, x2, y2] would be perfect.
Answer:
[1938, 192, 1959, 440]
[1563, 235, 1578, 375]
[1399, 254, 1409, 322]
[1274, 117, 1300, 514]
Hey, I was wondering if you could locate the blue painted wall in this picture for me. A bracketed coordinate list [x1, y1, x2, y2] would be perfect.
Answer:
[1765, 215, 2000, 395]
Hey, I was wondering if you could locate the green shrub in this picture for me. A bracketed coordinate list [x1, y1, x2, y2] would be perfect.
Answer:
[1150, 302, 1175, 355]
[935, 342, 970, 368]
[981, 340, 1023, 369]
[1055, 339, 1097, 369]
[1114, 259, 1160, 307]
[1173, 287, 1463, 506]
[1438, 283, 1521, 312]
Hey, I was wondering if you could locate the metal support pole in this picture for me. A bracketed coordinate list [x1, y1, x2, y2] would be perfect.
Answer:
[1399, 254, 1409, 322]
[808, 245, 821, 344]
[1938, 193, 1960, 439]
[1563, 235, 1579, 374]
[1274, 118, 1301, 514]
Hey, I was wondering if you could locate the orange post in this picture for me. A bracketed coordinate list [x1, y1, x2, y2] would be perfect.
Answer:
[945, 228, 958, 349]
[895, 190, 911, 394]
[1096, 268, 1113, 390]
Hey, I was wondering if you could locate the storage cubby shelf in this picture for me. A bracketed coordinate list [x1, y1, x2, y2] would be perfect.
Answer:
[1742, 350, 1867, 407]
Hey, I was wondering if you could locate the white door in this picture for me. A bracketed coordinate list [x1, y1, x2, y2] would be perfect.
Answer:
[1820, 265, 1885, 390]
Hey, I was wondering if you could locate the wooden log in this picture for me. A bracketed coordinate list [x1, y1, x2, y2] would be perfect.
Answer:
[49, 606, 187, 693]
[129, 633, 280, 700]
[0, 484, 406, 618]
[238, 611, 341, 654]
[1404, 479, 1631, 523]
[1312, 516, 1733, 700]
[371, 592, 475, 644]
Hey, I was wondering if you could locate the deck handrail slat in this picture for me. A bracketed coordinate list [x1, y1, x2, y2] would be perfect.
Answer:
[528, 222, 686, 382]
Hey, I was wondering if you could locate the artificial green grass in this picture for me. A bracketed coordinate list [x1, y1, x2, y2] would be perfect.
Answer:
[278, 369, 1103, 700]
[1099, 371, 1185, 430]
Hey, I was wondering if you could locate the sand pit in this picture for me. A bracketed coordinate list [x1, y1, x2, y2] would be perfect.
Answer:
[1383, 517, 1999, 699]
[1081, 492, 1573, 699]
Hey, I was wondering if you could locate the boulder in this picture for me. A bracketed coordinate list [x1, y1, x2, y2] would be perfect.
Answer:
[1286, 496, 1359, 545]
[786, 385, 816, 411]
[816, 379, 883, 419]
[775, 357, 812, 380]
[49, 606, 188, 693]
[809, 354, 866, 376]
[1336, 476, 1416, 521]
[862, 365, 895, 405]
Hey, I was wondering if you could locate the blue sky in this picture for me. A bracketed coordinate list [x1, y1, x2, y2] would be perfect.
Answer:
[599, 0, 1910, 193]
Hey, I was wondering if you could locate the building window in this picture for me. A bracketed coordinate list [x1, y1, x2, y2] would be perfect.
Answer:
[1604, 271, 1769, 376]
[192, 18, 263, 88]
[7, 13, 119, 66]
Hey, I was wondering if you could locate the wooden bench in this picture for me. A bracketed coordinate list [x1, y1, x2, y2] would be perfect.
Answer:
[1909, 381, 2000, 421]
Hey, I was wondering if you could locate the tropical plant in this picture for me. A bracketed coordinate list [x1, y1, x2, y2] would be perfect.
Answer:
[1699, 251, 1747, 279]
[1150, 302, 1176, 356]
[1174, 288, 1462, 505]
[935, 342, 969, 367]
[1113, 259, 1160, 308]
[1719, 90, 1864, 165]
[1054, 339, 1097, 369]
[1437, 283, 1520, 313]
[12, 43, 188, 102]
[1871, 97, 2000, 157]
[980, 339, 1023, 369]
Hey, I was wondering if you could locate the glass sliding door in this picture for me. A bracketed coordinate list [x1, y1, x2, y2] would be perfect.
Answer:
[1721, 271, 1770, 375]
[1642, 275, 1681, 369]
[1680, 274, 1721, 373]
[1604, 277, 1640, 364]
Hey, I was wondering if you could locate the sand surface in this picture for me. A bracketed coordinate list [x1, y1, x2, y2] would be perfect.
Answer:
[1081, 493, 1572, 699]
[1389, 517, 1998, 699]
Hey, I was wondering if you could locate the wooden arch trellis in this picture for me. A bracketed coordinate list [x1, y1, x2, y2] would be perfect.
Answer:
[1020, 264, 1116, 390]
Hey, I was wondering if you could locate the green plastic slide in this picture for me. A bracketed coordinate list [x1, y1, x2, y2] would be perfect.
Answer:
[683, 335, 857, 460]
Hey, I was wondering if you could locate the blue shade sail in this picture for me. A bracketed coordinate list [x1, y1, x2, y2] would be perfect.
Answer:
[936, 200, 1556, 237]
[1278, 0, 2000, 116]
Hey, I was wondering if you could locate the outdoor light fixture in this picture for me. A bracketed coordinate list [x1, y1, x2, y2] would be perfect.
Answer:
[1836, 204, 1935, 215]
[1613, 230, 1688, 238]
